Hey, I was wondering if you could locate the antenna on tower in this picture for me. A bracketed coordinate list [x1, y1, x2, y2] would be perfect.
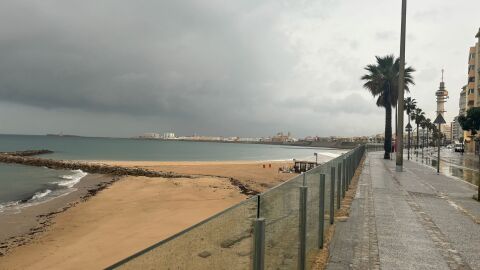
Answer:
[441, 69, 444, 82]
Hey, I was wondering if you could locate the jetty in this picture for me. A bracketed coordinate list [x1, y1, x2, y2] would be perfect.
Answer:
[0, 150, 189, 178]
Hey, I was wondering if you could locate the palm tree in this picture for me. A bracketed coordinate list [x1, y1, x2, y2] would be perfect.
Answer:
[362, 55, 415, 159]
[420, 118, 427, 150]
[411, 108, 425, 150]
[424, 118, 432, 147]
[404, 97, 417, 156]
[404, 97, 417, 120]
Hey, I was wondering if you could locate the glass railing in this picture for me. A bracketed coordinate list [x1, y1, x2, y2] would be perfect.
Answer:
[107, 145, 366, 270]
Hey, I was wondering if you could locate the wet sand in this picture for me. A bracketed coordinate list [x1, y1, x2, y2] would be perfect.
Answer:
[0, 174, 116, 255]
[0, 161, 295, 269]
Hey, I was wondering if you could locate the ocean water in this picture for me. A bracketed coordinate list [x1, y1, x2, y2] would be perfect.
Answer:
[0, 134, 344, 212]
[0, 163, 86, 213]
[0, 134, 342, 161]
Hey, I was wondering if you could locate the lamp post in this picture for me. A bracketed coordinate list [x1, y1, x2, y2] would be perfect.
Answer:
[406, 123, 412, 160]
[396, 0, 407, 172]
[422, 128, 425, 161]
[434, 114, 446, 174]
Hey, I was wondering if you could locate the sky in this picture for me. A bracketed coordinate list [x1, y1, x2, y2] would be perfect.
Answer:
[0, 0, 479, 138]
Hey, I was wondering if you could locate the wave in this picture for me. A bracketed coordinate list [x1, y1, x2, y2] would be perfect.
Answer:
[30, 189, 52, 200]
[54, 170, 88, 188]
[0, 200, 20, 213]
[0, 170, 88, 213]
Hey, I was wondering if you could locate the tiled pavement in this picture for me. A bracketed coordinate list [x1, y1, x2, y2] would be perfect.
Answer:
[327, 152, 480, 270]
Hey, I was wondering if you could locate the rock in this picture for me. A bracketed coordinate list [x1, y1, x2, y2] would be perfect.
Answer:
[236, 250, 251, 257]
[198, 251, 211, 258]
[0, 152, 193, 179]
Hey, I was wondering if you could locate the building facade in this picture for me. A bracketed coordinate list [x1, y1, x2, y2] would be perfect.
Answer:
[452, 87, 466, 143]
[162, 132, 176, 139]
[462, 28, 480, 152]
[441, 123, 452, 143]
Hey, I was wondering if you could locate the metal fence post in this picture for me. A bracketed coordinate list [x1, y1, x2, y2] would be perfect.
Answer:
[346, 157, 350, 191]
[253, 196, 265, 270]
[342, 158, 346, 198]
[330, 167, 335, 225]
[319, 174, 325, 249]
[299, 185, 308, 270]
[351, 155, 354, 183]
[337, 163, 341, 210]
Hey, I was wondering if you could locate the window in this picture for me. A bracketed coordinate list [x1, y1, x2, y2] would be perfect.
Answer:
[470, 53, 476, 59]
[469, 77, 475, 83]
[469, 65, 475, 71]
[469, 88, 475, 94]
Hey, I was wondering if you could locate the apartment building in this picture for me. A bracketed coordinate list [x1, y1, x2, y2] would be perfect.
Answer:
[462, 28, 480, 152]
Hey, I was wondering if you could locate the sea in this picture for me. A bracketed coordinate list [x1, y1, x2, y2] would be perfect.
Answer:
[0, 134, 344, 212]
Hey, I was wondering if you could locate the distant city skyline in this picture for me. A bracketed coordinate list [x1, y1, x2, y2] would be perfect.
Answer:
[0, 1, 479, 138]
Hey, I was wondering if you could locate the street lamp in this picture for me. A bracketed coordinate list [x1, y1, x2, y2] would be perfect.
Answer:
[422, 127, 425, 161]
[406, 123, 412, 160]
[434, 114, 446, 174]
[396, 0, 408, 172]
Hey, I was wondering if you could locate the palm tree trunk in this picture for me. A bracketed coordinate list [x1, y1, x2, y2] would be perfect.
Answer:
[395, 105, 397, 153]
[407, 117, 411, 160]
[416, 124, 420, 150]
[384, 105, 392, 159]
[427, 128, 430, 149]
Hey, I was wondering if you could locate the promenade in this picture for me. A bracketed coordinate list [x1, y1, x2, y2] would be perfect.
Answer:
[327, 152, 480, 270]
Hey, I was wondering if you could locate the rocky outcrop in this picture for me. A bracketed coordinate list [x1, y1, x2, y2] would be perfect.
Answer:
[2, 150, 54, 156]
[0, 153, 191, 178]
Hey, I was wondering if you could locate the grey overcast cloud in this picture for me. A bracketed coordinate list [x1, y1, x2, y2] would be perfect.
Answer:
[0, 0, 478, 138]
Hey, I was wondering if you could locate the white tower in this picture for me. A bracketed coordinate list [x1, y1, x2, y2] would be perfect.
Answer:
[436, 69, 448, 116]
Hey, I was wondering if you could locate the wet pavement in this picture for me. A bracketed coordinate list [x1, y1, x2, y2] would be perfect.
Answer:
[327, 152, 480, 270]
[407, 147, 480, 187]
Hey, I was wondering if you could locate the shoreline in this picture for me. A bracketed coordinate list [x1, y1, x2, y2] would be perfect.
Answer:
[0, 174, 118, 256]
[0, 160, 297, 269]
[93, 160, 299, 192]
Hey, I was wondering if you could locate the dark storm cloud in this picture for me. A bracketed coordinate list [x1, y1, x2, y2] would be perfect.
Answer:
[0, 1, 298, 118]
[0, 0, 478, 137]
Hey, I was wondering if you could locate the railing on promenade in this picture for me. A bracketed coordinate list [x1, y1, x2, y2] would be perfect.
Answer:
[107, 145, 366, 270]
[366, 143, 383, 152]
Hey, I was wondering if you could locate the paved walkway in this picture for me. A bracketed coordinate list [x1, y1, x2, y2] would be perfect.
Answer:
[327, 152, 480, 270]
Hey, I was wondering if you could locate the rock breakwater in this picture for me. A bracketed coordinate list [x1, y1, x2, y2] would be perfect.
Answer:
[0, 152, 190, 178]
[2, 150, 54, 156]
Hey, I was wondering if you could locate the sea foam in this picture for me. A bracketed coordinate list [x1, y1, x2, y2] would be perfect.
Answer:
[55, 170, 88, 188]
[31, 189, 52, 200]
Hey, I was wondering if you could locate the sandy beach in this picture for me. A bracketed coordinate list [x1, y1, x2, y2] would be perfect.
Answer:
[94, 160, 298, 192]
[0, 160, 294, 269]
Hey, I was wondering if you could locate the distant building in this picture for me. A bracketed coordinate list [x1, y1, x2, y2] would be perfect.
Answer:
[454, 86, 466, 142]
[374, 134, 385, 143]
[237, 137, 261, 142]
[140, 132, 161, 139]
[452, 118, 460, 142]
[459, 86, 467, 116]
[271, 132, 293, 143]
[162, 132, 176, 139]
[441, 123, 452, 143]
